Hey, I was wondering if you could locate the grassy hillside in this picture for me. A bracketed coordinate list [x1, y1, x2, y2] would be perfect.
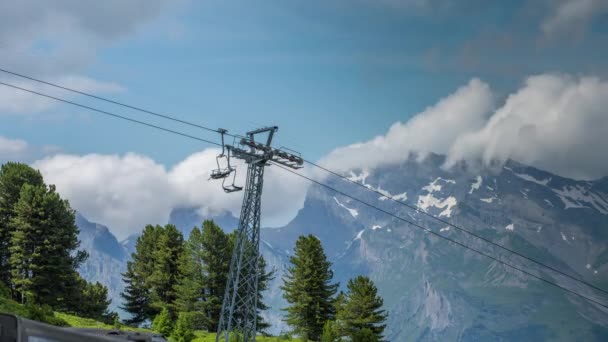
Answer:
[2, 296, 305, 342]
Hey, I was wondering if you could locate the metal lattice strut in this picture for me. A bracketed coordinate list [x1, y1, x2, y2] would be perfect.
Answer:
[214, 126, 303, 342]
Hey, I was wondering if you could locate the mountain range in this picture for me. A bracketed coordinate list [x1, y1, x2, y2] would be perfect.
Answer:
[75, 154, 608, 341]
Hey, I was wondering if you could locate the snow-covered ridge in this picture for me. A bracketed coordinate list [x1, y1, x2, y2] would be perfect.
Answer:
[553, 185, 608, 215]
[333, 196, 359, 218]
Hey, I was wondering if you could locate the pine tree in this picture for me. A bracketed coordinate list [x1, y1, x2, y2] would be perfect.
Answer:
[351, 328, 378, 342]
[174, 227, 206, 328]
[336, 276, 387, 341]
[148, 224, 183, 310]
[0, 162, 44, 289]
[199, 220, 232, 332]
[9, 183, 86, 307]
[321, 320, 337, 342]
[281, 235, 339, 341]
[120, 262, 151, 325]
[121, 224, 183, 323]
[152, 307, 174, 337]
[172, 312, 196, 342]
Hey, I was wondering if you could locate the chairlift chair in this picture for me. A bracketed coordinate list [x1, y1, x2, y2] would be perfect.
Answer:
[222, 166, 243, 193]
[209, 128, 243, 193]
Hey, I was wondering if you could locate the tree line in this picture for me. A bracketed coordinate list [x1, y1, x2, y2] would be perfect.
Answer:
[0, 162, 113, 322]
[120, 220, 274, 340]
[0, 161, 388, 341]
[124, 227, 388, 341]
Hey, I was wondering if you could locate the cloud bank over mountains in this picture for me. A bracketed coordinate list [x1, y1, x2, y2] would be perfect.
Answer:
[33, 149, 308, 239]
[3, 71, 606, 238]
[323, 73, 608, 181]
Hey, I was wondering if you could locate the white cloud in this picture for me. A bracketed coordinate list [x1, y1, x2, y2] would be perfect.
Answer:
[541, 0, 608, 37]
[0, 0, 174, 113]
[0, 136, 29, 160]
[320, 78, 494, 172]
[34, 153, 174, 240]
[321, 73, 608, 180]
[446, 74, 608, 180]
[33, 148, 309, 239]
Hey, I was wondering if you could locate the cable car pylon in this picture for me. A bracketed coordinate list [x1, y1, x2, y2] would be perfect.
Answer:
[211, 126, 303, 342]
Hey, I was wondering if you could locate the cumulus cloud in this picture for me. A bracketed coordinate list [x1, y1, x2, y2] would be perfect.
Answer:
[541, 0, 608, 37]
[447, 74, 608, 180]
[0, 0, 173, 113]
[322, 73, 608, 180]
[33, 148, 309, 239]
[0, 136, 29, 160]
[34, 153, 174, 240]
[320, 78, 494, 172]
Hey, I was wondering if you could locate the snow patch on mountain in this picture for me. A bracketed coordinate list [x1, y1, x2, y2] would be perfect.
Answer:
[333, 197, 359, 218]
[423, 177, 455, 193]
[561, 232, 568, 242]
[372, 225, 382, 230]
[440, 227, 450, 232]
[553, 185, 608, 214]
[469, 176, 482, 194]
[391, 192, 408, 201]
[418, 194, 457, 218]
[513, 172, 551, 186]
[480, 197, 495, 203]
[505, 224, 514, 231]
[347, 170, 370, 183]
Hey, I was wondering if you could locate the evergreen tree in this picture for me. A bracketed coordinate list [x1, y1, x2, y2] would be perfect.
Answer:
[199, 220, 232, 332]
[321, 320, 337, 342]
[0, 162, 44, 288]
[120, 262, 151, 325]
[152, 307, 174, 337]
[281, 235, 339, 341]
[172, 312, 196, 342]
[9, 183, 86, 306]
[148, 224, 183, 310]
[336, 276, 387, 341]
[121, 224, 183, 323]
[351, 328, 378, 342]
[79, 280, 112, 320]
[174, 227, 206, 328]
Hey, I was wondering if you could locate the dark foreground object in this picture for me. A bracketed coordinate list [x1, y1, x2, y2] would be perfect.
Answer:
[0, 313, 167, 342]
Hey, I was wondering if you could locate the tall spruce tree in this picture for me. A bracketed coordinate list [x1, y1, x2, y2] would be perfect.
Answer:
[148, 224, 183, 310]
[281, 234, 338, 341]
[336, 276, 387, 341]
[0, 162, 44, 289]
[174, 227, 206, 328]
[199, 220, 232, 332]
[121, 224, 183, 323]
[121, 262, 151, 324]
[8, 183, 86, 306]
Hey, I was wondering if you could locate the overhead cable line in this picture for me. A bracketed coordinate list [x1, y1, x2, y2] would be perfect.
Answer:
[2, 70, 606, 302]
[0, 67, 223, 135]
[303, 159, 608, 296]
[272, 163, 608, 310]
[0, 81, 221, 147]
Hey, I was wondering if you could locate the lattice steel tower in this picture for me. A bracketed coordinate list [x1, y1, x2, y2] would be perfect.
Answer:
[212, 126, 303, 342]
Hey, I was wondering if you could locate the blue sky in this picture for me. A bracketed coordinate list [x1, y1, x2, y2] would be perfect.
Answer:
[2, 0, 608, 237]
[2, 0, 607, 166]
